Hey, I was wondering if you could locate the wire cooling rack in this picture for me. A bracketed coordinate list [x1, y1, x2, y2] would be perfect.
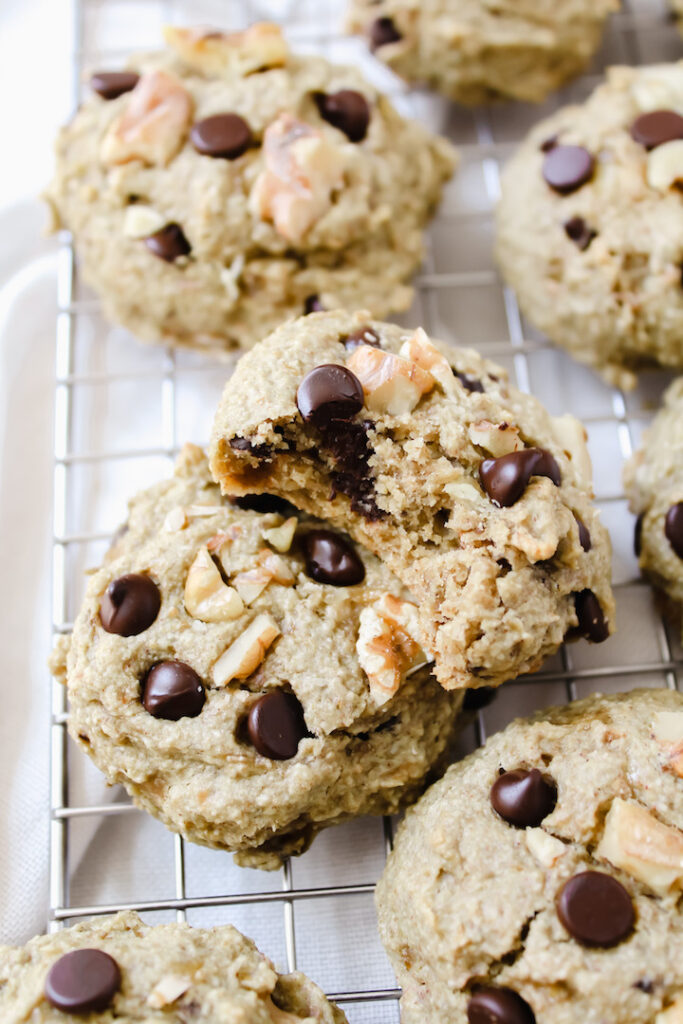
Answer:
[48, 1, 682, 1020]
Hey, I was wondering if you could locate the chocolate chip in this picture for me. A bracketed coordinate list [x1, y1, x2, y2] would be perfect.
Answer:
[247, 689, 308, 759]
[229, 436, 272, 459]
[467, 986, 536, 1024]
[479, 448, 561, 507]
[453, 369, 484, 393]
[564, 216, 597, 251]
[315, 90, 370, 142]
[144, 223, 191, 262]
[665, 502, 683, 559]
[304, 294, 325, 314]
[45, 949, 121, 1013]
[297, 364, 364, 426]
[540, 134, 559, 153]
[90, 71, 139, 100]
[556, 871, 634, 947]
[369, 16, 402, 49]
[573, 589, 609, 642]
[543, 145, 595, 194]
[634, 513, 643, 558]
[99, 573, 161, 636]
[233, 494, 295, 515]
[344, 326, 381, 351]
[142, 661, 205, 720]
[574, 514, 592, 552]
[190, 113, 252, 159]
[302, 529, 365, 585]
[319, 418, 384, 520]
[635, 979, 655, 994]
[463, 686, 495, 711]
[630, 110, 683, 150]
[490, 768, 557, 828]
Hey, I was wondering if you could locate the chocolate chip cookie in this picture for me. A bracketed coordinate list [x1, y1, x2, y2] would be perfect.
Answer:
[51, 444, 461, 869]
[209, 310, 614, 693]
[624, 377, 683, 635]
[348, 0, 618, 105]
[376, 688, 683, 1024]
[45, 24, 455, 354]
[0, 910, 346, 1021]
[496, 62, 683, 389]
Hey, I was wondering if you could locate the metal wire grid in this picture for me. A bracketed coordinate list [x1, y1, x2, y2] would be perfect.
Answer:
[47, 1, 682, 1020]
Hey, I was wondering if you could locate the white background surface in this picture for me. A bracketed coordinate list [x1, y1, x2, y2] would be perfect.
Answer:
[0, 2, 681, 1021]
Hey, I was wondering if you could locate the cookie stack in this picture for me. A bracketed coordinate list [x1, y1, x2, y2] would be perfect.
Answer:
[3, 8, 682, 1023]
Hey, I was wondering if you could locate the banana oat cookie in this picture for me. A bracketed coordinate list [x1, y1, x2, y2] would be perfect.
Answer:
[209, 310, 614, 693]
[624, 378, 683, 634]
[496, 63, 683, 389]
[0, 911, 346, 1022]
[348, 0, 618, 106]
[51, 444, 462, 869]
[376, 688, 683, 1024]
[45, 24, 455, 354]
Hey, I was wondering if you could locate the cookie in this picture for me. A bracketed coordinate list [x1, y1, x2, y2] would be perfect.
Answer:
[376, 688, 683, 1024]
[624, 377, 683, 634]
[0, 910, 346, 1022]
[347, 0, 618, 105]
[496, 63, 683, 389]
[209, 310, 614, 693]
[45, 23, 455, 354]
[51, 444, 461, 869]
[673, 1, 683, 34]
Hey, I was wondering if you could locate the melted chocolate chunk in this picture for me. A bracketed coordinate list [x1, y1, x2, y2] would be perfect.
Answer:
[665, 502, 683, 559]
[302, 529, 365, 585]
[343, 326, 381, 351]
[479, 449, 561, 507]
[99, 574, 161, 636]
[233, 494, 295, 515]
[315, 89, 370, 142]
[573, 589, 609, 642]
[564, 216, 597, 251]
[490, 768, 557, 828]
[144, 223, 191, 262]
[453, 368, 485, 393]
[557, 871, 634, 948]
[45, 949, 121, 1013]
[574, 514, 592, 552]
[319, 418, 384, 520]
[229, 436, 272, 459]
[369, 16, 402, 50]
[247, 689, 308, 760]
[297, 365, 364, 426]
[467, 986, 536, 1024]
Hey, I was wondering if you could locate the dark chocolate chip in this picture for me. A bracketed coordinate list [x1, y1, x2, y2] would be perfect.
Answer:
[233, 494, 295, 515]
[369, 16, 402, 50]
[247, 689, 308, 759]
[467, 986, 536, 1024]
[229, 436, 272, 459]
[556, 871, 634, 947]
[479, 448, 561, 507]
[302, 529, 365, 585]
[190, 113, 252, 159]
[453, 368, 485, 393]
[490, 768, 557, 828]
[630, 109, 683, 150]
[564, 216, 597, 251]
[304, 294, 325, 314]
[90, 71, 139, 100]
[463, 686, 495, 711]
[99, 573, 161, 636]
[315, 89, 370, 142]
[573, 589, 609, 642]
[144, 223, 191, 262]
[320, 418, 384, 520]
[543, 145, 595, 194]
[635, 979, 655, 994]
[142, 661, 205, 720]
[540, 134, 559, 153]
[665, 502, 683, 559]
[297, 364, 364, 426]
[45, 949, 121, 1013]
[574, 514, 592, 552]
[344, 326, 381, 351]
[634, 513, 643, 558]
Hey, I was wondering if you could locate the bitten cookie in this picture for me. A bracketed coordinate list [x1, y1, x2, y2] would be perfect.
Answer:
[348, 0, 618, 105]
[51, 444, 461, 869]
[624, 378, 683, 633]
[45, 24, 455, 354]
[0, 911, 346, 1022]
[209, 310, 614, 693]
[496, 62, 683, 389]
[376, 688, 683, 1024]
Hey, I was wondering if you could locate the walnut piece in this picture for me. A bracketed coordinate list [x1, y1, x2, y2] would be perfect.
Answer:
[525, 828, 566, 867]
[212, 613, 280, 686]
[347, 344, 435, 415]
[163, 23, 288, 76]
[647, 139, 683, 192]
[653, 710, 683, 778]
[249, 114, 346, 242]
[147, 973, 191, 1009]
[468, 420, 523, 458]
[399, 327, 452, 388]
[262, 516, 297, 552]
[357, 593, 426, 704]
[163, 506, 187, 532]
[596, 797, 683, 896]
[123, 204, 166, 238]
[233, 567, 273, 605]
[100, 69, 193, 167]
[184, 547, 244, 622]
[550, 414, 592, 488]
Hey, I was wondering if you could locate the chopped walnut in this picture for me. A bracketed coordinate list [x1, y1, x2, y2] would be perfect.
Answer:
[163, 506, 187, 532]
[212, 613, 280, 686]
[147, 973, 191, 1008]
[163, 22, 288, 76]
[357, 593, 426, 704]
[597, 798, 683, 896]
[233, 567, 273, 605]
[468, 420, 523, 458]
[249, 113, 347, 242]
[656, 996, 683, 1024]
[100, 69, 193, 167]
[525, 828, 566, 867]
[399, 327, 452, 388]
[122, 204, 166, 238]
[647, 139, 683, 192]
[262, 516, 297, 552]
[347, 344, 435, 415]
[550, 414, 593, 488]
[653, 710, 683, 778]
[184, 547, 244, 622]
